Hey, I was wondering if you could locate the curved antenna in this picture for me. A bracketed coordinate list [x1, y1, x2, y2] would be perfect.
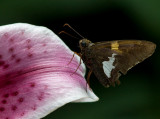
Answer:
[64, 23, 85, 39]
[59, 31, 79, 39]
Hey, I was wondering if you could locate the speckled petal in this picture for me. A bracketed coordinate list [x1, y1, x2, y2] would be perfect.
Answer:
[0, 23, 99, 119]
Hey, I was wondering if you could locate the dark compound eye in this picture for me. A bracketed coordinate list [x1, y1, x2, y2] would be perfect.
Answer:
[81, 41, 86, 47]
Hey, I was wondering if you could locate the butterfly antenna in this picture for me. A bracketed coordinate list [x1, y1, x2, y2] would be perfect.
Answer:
[64, 23, 85, 39]
[59, 31, 79, 39]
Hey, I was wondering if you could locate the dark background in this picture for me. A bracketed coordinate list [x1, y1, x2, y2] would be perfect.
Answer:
[0, 0, 159, 119]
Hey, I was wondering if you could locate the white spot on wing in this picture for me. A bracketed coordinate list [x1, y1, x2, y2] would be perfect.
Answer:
[102, 53, 116, 78]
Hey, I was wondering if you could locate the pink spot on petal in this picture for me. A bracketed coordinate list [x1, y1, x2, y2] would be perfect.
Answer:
[11, 54, 16, 60]
[11, 54, 16, 58]
[9, 38, 14, 42]
[30, 82, 35, 87]
[21, 112, 25, 116]
[3, 64, 9, 69]
[1, 100, 7, 104]
[18, 97, 24, 103]
[8, 47, 14, 53]
[0, 55, 2, 59]
[11, 105, 17, 111]
[26, 39, 31, 43]
[3, 94, 9, 98]
[27, 53, 33, 58]
[4, 33, 8, 37]
[32, 105, 37, 110]
[11, 91, 19, 96]
[38, 96, 43, 101]
[42, 43, 46, 46]
[43, 51, 47, 53]
[38, 92, 44, 101]
[15, 58, 21, 63]
[0, 107, 5, 112]
[0, 61, 5, 66]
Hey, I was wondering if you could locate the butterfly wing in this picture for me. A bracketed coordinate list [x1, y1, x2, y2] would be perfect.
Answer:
[89, 40, 156, 87]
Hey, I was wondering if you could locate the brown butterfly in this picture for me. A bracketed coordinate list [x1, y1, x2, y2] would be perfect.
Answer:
[79, 39, 156, 87]
[62, 24, 156, 88]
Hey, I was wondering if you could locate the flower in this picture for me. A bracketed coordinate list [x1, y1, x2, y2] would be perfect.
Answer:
[0, 23, 98, 119]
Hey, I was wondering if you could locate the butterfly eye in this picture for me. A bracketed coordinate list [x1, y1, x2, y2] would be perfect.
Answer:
[81, 41, 87, 47]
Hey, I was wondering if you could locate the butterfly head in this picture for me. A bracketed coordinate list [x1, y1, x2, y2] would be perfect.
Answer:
[79, 39, 93, 50]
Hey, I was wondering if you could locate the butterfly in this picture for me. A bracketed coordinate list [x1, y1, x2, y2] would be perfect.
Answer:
[79, 39, 156, 87]
[62, 24, 156, 88]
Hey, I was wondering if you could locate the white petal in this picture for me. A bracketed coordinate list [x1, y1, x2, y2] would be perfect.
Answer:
[0, 23, 98, 119]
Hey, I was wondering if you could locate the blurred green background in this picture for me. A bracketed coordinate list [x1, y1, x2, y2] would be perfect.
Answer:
[0, 0, 159, 119]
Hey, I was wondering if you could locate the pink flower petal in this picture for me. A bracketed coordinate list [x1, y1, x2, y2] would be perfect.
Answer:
[0, 23, 98, 119]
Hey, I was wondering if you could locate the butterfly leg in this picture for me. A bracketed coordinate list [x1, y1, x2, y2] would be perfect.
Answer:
[86, 70, 92, 86]
[115, 79, 121, 85]
[70, 53, 82, 75]
[86, 70, 92, 92]
[68, 52, 81, 65]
